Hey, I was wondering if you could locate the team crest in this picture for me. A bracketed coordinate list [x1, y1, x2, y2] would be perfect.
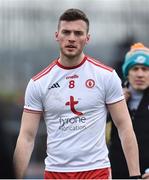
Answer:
[85, 79, 95, 88]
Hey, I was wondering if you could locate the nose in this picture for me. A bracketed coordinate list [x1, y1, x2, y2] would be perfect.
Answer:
[68, 32, 76, 41]
[137, 69, 144, 77]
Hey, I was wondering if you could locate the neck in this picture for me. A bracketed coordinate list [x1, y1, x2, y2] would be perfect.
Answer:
[129, 86, 144, 95]
[128, 85, 144, 110]
[58, 53, 85, 67]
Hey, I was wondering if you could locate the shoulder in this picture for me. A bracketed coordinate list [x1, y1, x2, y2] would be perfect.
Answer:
[85, 55, 113, 72]
[32, 59, 57, 81]
[85, 55, 119, 84]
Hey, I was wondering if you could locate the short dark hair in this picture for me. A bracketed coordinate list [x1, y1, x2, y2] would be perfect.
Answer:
[58, 8, 89, 33]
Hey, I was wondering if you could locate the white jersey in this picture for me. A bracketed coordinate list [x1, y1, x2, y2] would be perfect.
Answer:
[24, 55, 124, 172]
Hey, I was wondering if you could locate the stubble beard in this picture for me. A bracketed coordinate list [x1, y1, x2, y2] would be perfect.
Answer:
[61, 47, 82, 59]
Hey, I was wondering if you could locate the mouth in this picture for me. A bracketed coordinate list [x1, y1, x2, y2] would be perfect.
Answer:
[135, 80, 144, 85]
[65, 45, 76, 49]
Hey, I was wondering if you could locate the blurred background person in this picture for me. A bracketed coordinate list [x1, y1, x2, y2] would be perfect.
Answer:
[108, 43, 149, 179]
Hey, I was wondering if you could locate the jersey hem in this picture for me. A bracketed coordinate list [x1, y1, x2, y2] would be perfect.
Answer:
[45, 164, 111, 173]
[106, 96, 124, 105]
[24, 107, 42, 113]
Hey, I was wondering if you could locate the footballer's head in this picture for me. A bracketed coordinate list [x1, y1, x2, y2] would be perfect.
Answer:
[58, 8, 89, 33]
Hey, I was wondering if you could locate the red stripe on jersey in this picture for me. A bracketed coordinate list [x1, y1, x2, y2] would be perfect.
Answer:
[24, 108, 42, 114]
[32, 60, 57, 81]
[86, 56, 113, 72]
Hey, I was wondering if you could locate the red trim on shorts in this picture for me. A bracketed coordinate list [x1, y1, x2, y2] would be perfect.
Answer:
[44, 167, 111, 179]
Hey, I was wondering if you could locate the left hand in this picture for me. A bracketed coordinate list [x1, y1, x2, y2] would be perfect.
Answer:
[142, 173, 149, 179]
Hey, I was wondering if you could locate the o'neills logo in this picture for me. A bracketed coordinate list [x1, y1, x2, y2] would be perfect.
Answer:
[66, 74, 79, 79]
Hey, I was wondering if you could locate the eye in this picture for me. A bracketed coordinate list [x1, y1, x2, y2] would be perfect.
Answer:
[62, 30, 70, 35]
[132, 67, 139, 71]
[74, 31, 84, 36]
[142, 67, 149, 71]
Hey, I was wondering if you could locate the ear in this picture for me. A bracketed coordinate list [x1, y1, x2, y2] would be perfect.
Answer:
[55, 32, 59, 41]
[85, 34, 90, 44]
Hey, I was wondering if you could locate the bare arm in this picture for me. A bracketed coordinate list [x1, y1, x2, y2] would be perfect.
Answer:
[13, 111, 41, 178]
[107, 99, 140, 176]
